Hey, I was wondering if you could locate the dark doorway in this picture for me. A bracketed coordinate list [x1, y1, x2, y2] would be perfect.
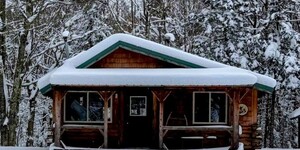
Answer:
[123, 89, 153, 148]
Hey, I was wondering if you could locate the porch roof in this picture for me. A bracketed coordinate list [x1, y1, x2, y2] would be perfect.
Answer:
[39, 64, 258, 93]
[37, 34, 276, 94]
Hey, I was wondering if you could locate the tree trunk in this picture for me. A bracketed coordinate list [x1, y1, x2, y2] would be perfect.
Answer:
[0, 71, 7, 146]
[25, 0, 35, 146]
[263, 96, 269, 147]
[0, 0, 8, 146]
[8, 0, 32, 145]
[143, 0, 150, 38]
[8, 31, 28, 146]
[131, 0, 134, 32]
[269, 90, 276, 147]
[26, 98, 36, 146]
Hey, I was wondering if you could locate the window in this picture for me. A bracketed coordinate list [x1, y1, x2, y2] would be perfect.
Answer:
[130, 96, 147, 116]
[64, 91, 112, 123]
[193, 92, 227, 124]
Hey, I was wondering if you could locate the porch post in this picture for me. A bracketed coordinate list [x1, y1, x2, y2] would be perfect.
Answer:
[230, 88, 240, 149]
[119, 91, 124, 145]
[159, 100, 164, 148]
[152, 94, 158, 146]
[53, 90, 63, 147]
[152, 90, 171, 149]
[103, 97, 108, 148]
[99, 91, 115, 148]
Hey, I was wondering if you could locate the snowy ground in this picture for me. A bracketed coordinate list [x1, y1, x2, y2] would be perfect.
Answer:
[0, 147, 295, 150]
[0, 147, 233, 150]
[0, 147, 48, 150]
[261, 149, 294, 150]
[0, 143, 293, 150]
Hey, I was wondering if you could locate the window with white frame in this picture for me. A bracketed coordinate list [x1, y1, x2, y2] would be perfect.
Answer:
[64, 91, 112, 123]
[130, 96, 147, 116]
[193, 92, 227, 124]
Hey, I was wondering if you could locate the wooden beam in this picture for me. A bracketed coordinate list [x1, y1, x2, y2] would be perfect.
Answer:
[119, 91, 124, 146]
[239, 88, 250, 103]
[252, 89, 258, 124]
[53, 90, 63, 147]
[152, 93, 158, 145]
[230, 89, 240, 150]
[104, 99, 108, 148]
[152, 90, 171, 102]
[151, 90, 171, 148]
[61, 124, 105, 136]
[159, 101, 164, 149]
[61, 124, 104, 130]
[98, 91, 115, 148]
[163, 125, 232, 131]
[98, 91, 116, 103]
[162, 126, 232, 139]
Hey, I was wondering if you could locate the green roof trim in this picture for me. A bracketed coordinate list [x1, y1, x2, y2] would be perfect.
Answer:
[254, 83, 274, 93]
[41, 83, 274, 94]
[40, 84, 52, 95]
[77, 41, 204, 68]
[118, 41, 204, 68]
[77, 41, 121, 68]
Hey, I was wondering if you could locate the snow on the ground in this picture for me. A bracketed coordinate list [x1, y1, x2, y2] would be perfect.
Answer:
[0, 147, 48, 150]
[261, 149, 294, 150]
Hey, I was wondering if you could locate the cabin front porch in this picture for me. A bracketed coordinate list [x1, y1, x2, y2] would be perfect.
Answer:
[52, 86, 251, 149]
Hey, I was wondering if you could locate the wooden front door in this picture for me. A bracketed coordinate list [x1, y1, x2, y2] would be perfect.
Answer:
[124, 89, 153, 148]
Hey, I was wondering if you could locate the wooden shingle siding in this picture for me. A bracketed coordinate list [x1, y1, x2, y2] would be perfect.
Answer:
[239, 89, 261, 150]
[89, 48, 182, 68]
[239, 89, 256, 126]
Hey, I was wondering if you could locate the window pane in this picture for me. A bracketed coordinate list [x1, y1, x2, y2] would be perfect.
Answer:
[88, 92, 104, 121]
[65, 92, 87, 121]
[130, 96, 147, 116]
[211, 93, 226, 122]
[194, 93, 209, 122]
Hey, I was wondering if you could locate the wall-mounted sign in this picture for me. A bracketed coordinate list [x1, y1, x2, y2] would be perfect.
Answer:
[239, 104, 248, 116]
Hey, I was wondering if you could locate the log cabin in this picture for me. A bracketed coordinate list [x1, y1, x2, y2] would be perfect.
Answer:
[37, 33, 276, 149]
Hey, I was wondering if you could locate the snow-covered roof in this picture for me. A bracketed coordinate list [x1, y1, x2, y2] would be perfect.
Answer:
[289, 107, 300, 119]
[38, 33, 276, 94]
[38, 66, 257, 88]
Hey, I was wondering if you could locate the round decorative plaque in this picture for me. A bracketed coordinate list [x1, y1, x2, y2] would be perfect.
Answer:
[239, 104, 248, 116]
